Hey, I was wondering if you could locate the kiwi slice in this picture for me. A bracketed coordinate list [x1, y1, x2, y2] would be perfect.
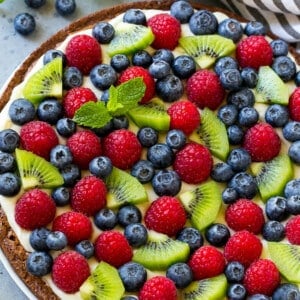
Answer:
[105, 167, 148, 208]
[251, 154, 293, 202]
[179, 35, 236, 69]
[179, 180, 222, 231]
[107, 22, 154, 57]
[268, 242, 300, 283]
[133, 230, 190, 271]
[80, 261, 125, 300]
[190, 108, 229, 161]
[255, 66, 289, 105]
[15, 148, 64, 190]
[23, 57, 63, 104]
[127, 98, 170, 131]
[181, 274, 227, 300]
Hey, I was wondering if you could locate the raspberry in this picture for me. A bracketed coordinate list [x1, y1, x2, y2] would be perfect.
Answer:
[289, 87, 300, 121]
[224, 230, 262, 267]
[139, 276, 177, 300]
[52, 211, 92, 245]
[15, 189, 56, 230]
[167, 100, 200, 135]
[236, 35, 273, 70]
[20, 120, 58, 160]
[67, 129, 102, 169]
[243, 259, 280, 296]
[144, 196, 187, 236]
[173, 142, 213, 184]
[186, 70, 225, 110]
[94, 230, 133, 268]
[65, 34, 102, 75]
[285, 215, 300, 245]
[103, 129, 142, 170]
[188, 245, 225, 280]
[243, 122, 281, 162]
[147, 13, 181, 50]
[71, 175, 107, 216]
[225, 199, 265, 234]
[63, 87, 97, 118]
[118, 66, 155, 104]
[52, 250, 90, 294]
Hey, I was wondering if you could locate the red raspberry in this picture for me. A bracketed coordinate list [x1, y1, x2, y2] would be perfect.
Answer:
[285, 215, 300, 245]
[103, 129, 142, 170]
[15, 189, 56, 230]
[94, 230, 133, 268]
[167, 100, 200, 135]
[224, 230, 262, 267]
[186, 70, 225, 110]
[20, 120, 58, 160]
[65, 34, 102, 75]
[225, 199, 265, 234]
[236, 35, 273, 70]
[63, 87, 97, 118]
[173, 142, 213, 184]
[52, 211, 92, 245]
[139, 276, 177, 300]
[188, 245, 225, 280]
[147, 13, 181, 50]
[144, 196, 187, 236]
[243, 123, 281, 162]
[52, 250, 90, 294]
[243, 259, 280, 296]
[67, 129, 102, 169]
[289, 87, 300, 121]
[71, 175, 107, 216]
[118, 66, 155, 104]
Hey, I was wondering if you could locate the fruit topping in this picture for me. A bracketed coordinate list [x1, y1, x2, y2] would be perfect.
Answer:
[285, 215, 300, 245]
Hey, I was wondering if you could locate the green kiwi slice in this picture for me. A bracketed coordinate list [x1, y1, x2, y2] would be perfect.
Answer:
[80, 261, 125, 300]
[105, 167, 148, 208]
[255, 66, 289, 105]
[179, 35, 236, 69]
[190, 108, 229, 161]
[127, 98, 170, 131]
[267, 242, 300, 283]
[179, 180, 222, 231]
[181, 274, 227, 300]
[251, 154, 293, 202]
[133, 230, 190, 271]
[15, 148, 64, 190]
[107, 22, 154, 57]
[23, 57, 63, 104]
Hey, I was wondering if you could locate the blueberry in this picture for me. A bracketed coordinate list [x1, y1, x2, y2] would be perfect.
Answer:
[272, 56, 296, 82]
[110, 54, 130, 72]
[113, 116, 129, 130]
[265, 196, 288, 221]
[56, 118, 76, 137]
[100, 90, 110, 104]
[228, 172, 257, 199]
[92, 22, 115, 44]
[166, 263, 193, 288]
[152, 169, 181, 196]
[124, 223, 148, 247]
[89, 156, 113, 179]
[26, 251, 53, 277]
[0, 129, 19, 153]
[214, 56, 239, 76]
[244, 21, 266, 36]
[217, 104, 238, 126]
[29, 228, 51, 251]
[25, 0, 46, 8]
[51, 186, 70, 206]
[94, 208, 117, 230]
[270, 39, 289, 57]
[131, 160, 155, 183]
[147, 143, 174, 168]
[50, 145, 73, 169]
[156, 75, 184, 102]
[152, 49, 174, 65]
[240, 67, 258, 88]
[227, 148, 251, 172]
[238, 107, 259, 127]
[272, 283, 300, 300]
[132, 50, 152, 68]
[289, 141, 300, 164]
[117, 205, 142, 227]
[224, 261, 245, 283]
[285, 178, 300, 198]
[176, 227, 203, 252]
[283, 121, 300, 142]
[248, 295, 270, 300]
[123, 9, 146, 25]
[218, 18, 243, 42]
[74, 240, 94, 259]
[205, 223, 230, 247]
[222, 187, 239, 204]
[8, 98, 35, 125]
[265, 104, 289, 127]
[166, 129, 186, 150]
[90, 64, 117, 90]
[211, 162, 234, 182]
[262, 220, 285, 242]
[189, 10, 218, 35]
[46, 231, 67, 251]
[137, 127, 158, 147]
[60, 163, 81, 187]
[227, 125, 244, 145]
[0, 152, 15, 173]
[227, 88, 255, 109]
[172, 55, 196, 79]
[227, 283, 247, 300]
[0, 172, 20, 196]
[93, 120, 114, 137]
[14, 12, 36, 35]
[220, 68, 242, 91]
[295, 71, 300, 87]
[43, 49, 66, 65]
[55, 0, 76, 16]
[121, 297, 138, 300]
[37, 98, 63, 124]
[286, 195, 300, 215]
[63, 66, 83, 89]
[149, 60, 171, 79]
[170, 0, 193, 23]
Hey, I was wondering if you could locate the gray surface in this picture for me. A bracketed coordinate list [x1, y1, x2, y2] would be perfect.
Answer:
[0, 0, 222, 299]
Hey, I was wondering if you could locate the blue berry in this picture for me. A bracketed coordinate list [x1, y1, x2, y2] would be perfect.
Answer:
[248, 295, 270, 300]
[265, 104, 289, 127]
[227, 125, 244, 145]
[166, 263, 193, 288]
[272, 56, 296, 82]
[131, 160, 155, 183]
[227, 148, 251, 172]
[227, 283, 247, 300]
[50, 145, 73, 169]
[124, 223, 148, 247]
[0, 152, 15, 173]
[222, 187, 239, 204]
[137, 127, 158, 148]
[0, 172, 20, 196]
[152, 169, 181, 196]
[29, 228, 51, 251]
[211, 162, 234, 183]
[262, 220, 285, 242]
[295, 71, 300, 86]
[285, 178, 300, 198]
[217, 104, 238, 126]
[90, 64, 117, 90]
[220, 68, 242, 91]
[100, 90, 110, 104]
[94, 208, 117, 230]
[244, 21, 266, 36]
[152, 49, 174, 65]
[283, 121, 300, 142]
[110, 54, 130, 72]
[156, 75, 184, 102]
[123, 9, 146, 25]
[26, 251, 53, 277]
[89, 156, 113, 179]
[265, 196, 288, 221]
[166, 129, 186, 150]
[60, 163, 81, 187]
[25, 0, 46, 8]
[149, 60, 171, 79]
[117, 205, 142, 227]
[55, 0, 76, 16]
[113, 116, 129, 130]
[240, 67, 258, 88]
[218, 18, 243, 42]
[121, 297, 138, 300]
[147, 143, 174, 168]
[93, 120, 114, 137]
[172, 55, 196, 79]
[92, 22, 115, 44]
[14, 13, 36, 35]
[225, 261, 245, 283]
[63, 67, 83, 89]
[176, 227, 203, 253]
[289, 141, 300, 164]
[46, 231, 67, 251]
[205, 223, 230, 247]
[270, 39, 289, 57]
[170, 1, 194, 23]
[286, 195, 300, 215]
[74, 240, 95, 259]
[43, 49, 66, 66]
[56, 118, 76, 137]
[228, 172, 257, 199]
[51, 187, 70, 206]
[8, 98, 35, 125]
[272, 283, 300, 300]
[37, 98, 63, 124]
[0, 129, 19, 153]
[132, 50, 152, 68]
[227, 88, 255, 109]
[238, 107, 259, 127]
[189, 10, 218, 35]
[214, 56, 239, 76]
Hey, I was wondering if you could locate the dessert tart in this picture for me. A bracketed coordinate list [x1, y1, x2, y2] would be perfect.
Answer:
[0, 0, 300, 299]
